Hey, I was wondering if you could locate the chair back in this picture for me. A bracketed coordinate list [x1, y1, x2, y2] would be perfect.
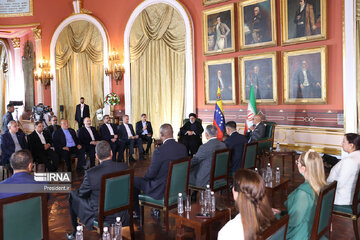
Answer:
[310, 181, 337, 240]
[257, 122, 277, 155]
[257, 215, 289, 240]
[241, 142, 258, 169]
[352, 171, 360, 217]
[263, 121, 276, 140]
[210, 148, 231, 190]
[165, 157, 191, 206]
[0, 193, 48, 240]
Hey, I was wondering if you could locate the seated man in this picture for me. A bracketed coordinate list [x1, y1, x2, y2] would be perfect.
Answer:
[53, 119, 85, 172]
[45, 115, 60, 136]
[28, 121, 59, 172]
[245, 114, 266, 142]
[67, 141, 129, 239]
[136, 113, 153, 155]
[179, 113, 204, 155]
[225, 121, 248, 174]
[133, 124, 187, 215]
[1, 121, 27, 167]
[189, 125, 226, 187]
[118, 115, 144, 162]
[99, 115, 124, 162]
[78, 117, 100, 168]
[0, 150, 40, 199]
[2, 103, 14, 133]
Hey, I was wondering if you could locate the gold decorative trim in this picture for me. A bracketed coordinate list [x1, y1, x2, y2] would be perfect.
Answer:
[11, 38, 20, 48]
[32, 26, 42, 40]
[0, 0, 33, 18]
[0, 23, 40, 28]
[279, 143, 341, 156]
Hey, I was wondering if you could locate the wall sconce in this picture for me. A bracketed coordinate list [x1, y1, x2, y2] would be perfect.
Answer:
[105, 49, 125, 85]
[34, 57, 53, 88]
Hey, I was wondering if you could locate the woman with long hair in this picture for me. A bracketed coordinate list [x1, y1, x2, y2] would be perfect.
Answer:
[327, 133, 360, 208]
[218, 168, 275, 240]
[285, 149, 327, 239]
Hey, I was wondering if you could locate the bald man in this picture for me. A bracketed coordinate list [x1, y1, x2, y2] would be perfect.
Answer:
[245, 114, 266, 142]
[53, 119, 86, 172]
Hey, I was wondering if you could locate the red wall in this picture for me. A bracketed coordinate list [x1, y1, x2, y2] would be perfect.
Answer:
[0, 0, 343, 127]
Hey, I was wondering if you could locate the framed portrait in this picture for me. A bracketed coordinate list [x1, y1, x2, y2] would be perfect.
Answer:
[203, 4, 235, 55]
[238, 0, 277, 50]
[239, 52, 277, 104]
[0, 0, 33, 18]
[202, 0, 229, 6]
[281, 0, 327, 45]
[283, 46, 327, 104]
[204, 58, 236, 105]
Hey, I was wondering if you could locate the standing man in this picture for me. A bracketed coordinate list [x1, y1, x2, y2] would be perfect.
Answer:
[179, 113, 204, 156]
[245, 114, 266, 142]
[294, 60, 320, 98]
[78, 117, 100, 168]
[136, 114, 153, 155]
[118, 115, 144, 162]
[1, 121, 27, 166]
[251, 6, 266, 43]
[294, 0, 316, 38]
[75, 97, 90, 129]
[45, 115, 60, 136]
[2, 103, 14, 133]
[213, 16, 230, 51]
[53, 119, 85, 172]
[99, 115, 124, 162]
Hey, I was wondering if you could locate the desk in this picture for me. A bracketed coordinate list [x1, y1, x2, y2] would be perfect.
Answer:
[269, 149, 297, 174]
[170, 202, 230, 240]
[265, 177, 290, 206]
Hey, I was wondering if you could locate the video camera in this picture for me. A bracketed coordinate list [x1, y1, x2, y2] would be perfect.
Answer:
[33, 103, 52, 123]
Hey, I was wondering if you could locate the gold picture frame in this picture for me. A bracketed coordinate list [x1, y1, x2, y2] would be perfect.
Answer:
[204, 58, 236, 105]
[238, 0, 277, 50]
[283, 46, 327, 104]
[281, 0, 327, 45]
[202, 0, 229, 7]
[203, 4, 235, 56]
[0, 0, 33, 18]
[239, 52, 278, 104]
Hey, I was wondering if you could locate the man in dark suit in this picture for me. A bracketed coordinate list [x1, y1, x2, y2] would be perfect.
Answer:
[2, 103, 14, 133]
[75, 97, 90, 129]
[133, 124, 187, 215]
[225, 121, 248, 174]
[245, 114, 266, 142]
[136, 113, 153, 155]
[53, 119, 85, 172]
[99, 115, 124, 162]
[189, 125, 226, 187]
[45, 115, 60, 136]
[67, 141, 129, 239]
[179, 113, 204, 155]
[118, 115, 144, 162]
[28, 121, 59, 172]
[1, 121, 27, 166]
[78, 117, 100, 168]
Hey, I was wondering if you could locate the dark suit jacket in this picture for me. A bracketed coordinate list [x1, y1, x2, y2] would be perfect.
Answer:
[142, 139, 187, 200]
[45, 124, 60, 136]
[99, 123, 118, 141]
[225, 132, 248, 173]
[0, 172, 39, 199]
[246, 122, 266, 142]
[77, 160, 128, 227]
[28, 130, 53, 159]
[118, 124, 136, 140]
[78, 126, 100, 147]
[52, 128, 79, 152]
[1, 131, 27, 165]
[75, 104, 90, 122]
[2, 111, 13, 133]
[135, 121, 153, 136]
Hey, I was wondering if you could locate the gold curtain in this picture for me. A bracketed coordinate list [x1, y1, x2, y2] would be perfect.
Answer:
[55, 20, 104, 129]
[130, 4, 186, 138]
[357, 0, 360, 133]
[0, 43, 8, 130]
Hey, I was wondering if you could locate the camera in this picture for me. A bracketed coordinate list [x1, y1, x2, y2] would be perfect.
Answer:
[33, 103, 52, 122]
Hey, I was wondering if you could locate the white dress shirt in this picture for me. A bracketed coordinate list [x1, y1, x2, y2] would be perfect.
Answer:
[123, 124, 133, 138]
[142, 121, 148, 135]
[86, 127, 95, 141]
[218, 213, 244, 240]
[80, 104, 84, 118]
[105, 123, 114, 136]
[36, 130, 46, 145]
[327, 150, 360, 205]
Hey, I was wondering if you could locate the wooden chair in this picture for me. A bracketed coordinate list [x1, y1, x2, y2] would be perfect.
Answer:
[333, 173, 360, 239]
[0, 193, 49, 240]
[310, 181, 337, 240]
[139, 157, 190, 231]
[241, 142, 258, 169]
[257, 121, 277, 155]
[257, 214, 290, 240]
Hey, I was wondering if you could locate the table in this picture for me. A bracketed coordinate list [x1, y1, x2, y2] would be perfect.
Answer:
[265, 177, 290, 206]
[170, 202, 230, 240]
[268, 149, 297, 174]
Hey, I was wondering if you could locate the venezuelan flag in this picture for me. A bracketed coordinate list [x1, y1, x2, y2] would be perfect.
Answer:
[213, 86, 225, 141]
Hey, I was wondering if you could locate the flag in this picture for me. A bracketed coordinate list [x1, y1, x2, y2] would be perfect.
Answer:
[244, 84, 257, 134]
[213, 86, 225, 141]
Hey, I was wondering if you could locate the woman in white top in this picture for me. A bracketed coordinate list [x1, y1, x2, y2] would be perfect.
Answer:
[218, 169, 275, 240]
[327, 133, 360, 206]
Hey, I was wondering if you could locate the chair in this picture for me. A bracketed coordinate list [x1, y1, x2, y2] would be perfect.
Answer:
[257, 214, 290, 240]
[94, 169, 135, 239]
[310, 181, 338, 240]
[139, 157, 190, 231]
[257, 121, 277, 156]
[241, 142, 258, 169]
[189, 148, 231, 196]
[333, 173, 360, 239]
[0, 193, 49, 240]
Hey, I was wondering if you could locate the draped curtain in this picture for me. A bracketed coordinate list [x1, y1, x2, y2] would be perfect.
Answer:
[55, 20, 104, 129]
[357, 0, 360, 133]
[0, 42, 8, 130]
[130, 4, 186, 138]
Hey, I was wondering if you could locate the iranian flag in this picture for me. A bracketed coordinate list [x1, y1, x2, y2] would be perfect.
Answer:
[244, 85, 257, 134]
